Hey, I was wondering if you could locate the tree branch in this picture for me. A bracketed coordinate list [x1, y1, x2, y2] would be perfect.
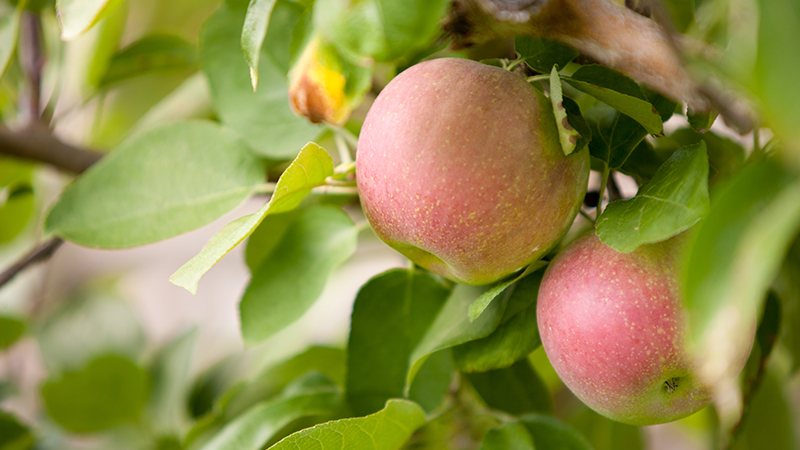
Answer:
[0, 126, 103, 173]
[0, 238, 63, 288]
[446, 0, 707, 111]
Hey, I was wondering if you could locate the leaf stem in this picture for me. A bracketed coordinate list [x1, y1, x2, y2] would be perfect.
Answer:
[526, 74, 549, 84]
[579, 209, 595, 224]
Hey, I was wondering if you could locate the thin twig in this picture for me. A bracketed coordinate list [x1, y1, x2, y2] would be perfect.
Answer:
[648, 0, 755, 133]
[0, 238, 63, 288]
[19, 12, 44, 126]
[0, 125, 103, 173]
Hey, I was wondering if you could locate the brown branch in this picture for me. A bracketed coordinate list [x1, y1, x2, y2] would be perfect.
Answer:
[446, 0, 708, 111]
[0, 238, 63, 288]
[19, 12, 45, 125]
[0, 125, 103, 173]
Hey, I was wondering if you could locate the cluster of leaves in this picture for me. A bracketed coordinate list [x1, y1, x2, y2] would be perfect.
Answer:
[1, 0, 800, 449]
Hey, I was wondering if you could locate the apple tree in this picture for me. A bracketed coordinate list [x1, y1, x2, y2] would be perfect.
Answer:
[0, 0, 799, 449]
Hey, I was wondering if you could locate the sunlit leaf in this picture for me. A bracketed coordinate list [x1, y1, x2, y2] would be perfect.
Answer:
[170, 142, 332, 294]
[242, 0, 278, 89]
[56, 0, 124, 40]
[597, 142, 710, 253]
[565, 65, 664, 136]
[267, 399, 426, 450]
[45, 120, 264, 249]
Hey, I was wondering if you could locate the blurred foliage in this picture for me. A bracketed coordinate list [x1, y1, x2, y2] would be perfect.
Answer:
[0, 0, 799, 449]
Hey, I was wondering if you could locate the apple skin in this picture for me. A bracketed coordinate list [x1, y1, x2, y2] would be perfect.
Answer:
[356, 58, 590, 285]
[537, 232, 753, 425]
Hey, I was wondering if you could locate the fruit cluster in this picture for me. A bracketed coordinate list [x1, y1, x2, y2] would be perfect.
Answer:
[356, 57, 752, 425]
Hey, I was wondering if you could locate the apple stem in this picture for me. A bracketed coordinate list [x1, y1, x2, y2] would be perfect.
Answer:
[596, 166, 610, 220]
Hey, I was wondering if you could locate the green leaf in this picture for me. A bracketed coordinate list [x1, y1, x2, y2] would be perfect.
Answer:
[406, 284, 509, 391]
[569, 407, 644, 450]
[466, 359, 552, 416]
[0, 2, 21, 78]
[597, 141, 710, 253]
[468, 261, 546, 322]
[406, 351, 454, 414]
[146, 328, 197, 436]
[245, 209, 302, 270]
[683, 158, 800, 391]
[201, 0, 321, 159]
[347, 269, 451, 415]
[45, 120, 264, 249]
[267, 399, 426, 450]
[200, 373, 342, 450]
[687, 108, 718, 134]
[0, 411, 33, 450]
[550, 67, 582, 156]
[0, 316, 25, 350]
[565, 65, 663, 136]
[454, 270, 545, 372]
[521, 414, 594, 450]
[480, 421, 535, 450]
[754, 0, 800, 152]
[55, 0, 124, 40]
[0, 184, 34, 244]
[515, 36, 578, 74]
[224, 346, 346, 419]
[312, 0, 448, 63]
[242, 0, 278, 90]
[37, 291, 145, 372]
[585, 91, 675, 171]
[240, 205, 358, 344]
[0, 158, 35, 245]
[99, 35, 198, 88]
[170, 142, 333, 294]
[41, 355, 150, 433]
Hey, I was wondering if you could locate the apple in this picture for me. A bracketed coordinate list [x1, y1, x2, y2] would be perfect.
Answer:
[356, 58, 590, 285]
[536, 231, 753, 425]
